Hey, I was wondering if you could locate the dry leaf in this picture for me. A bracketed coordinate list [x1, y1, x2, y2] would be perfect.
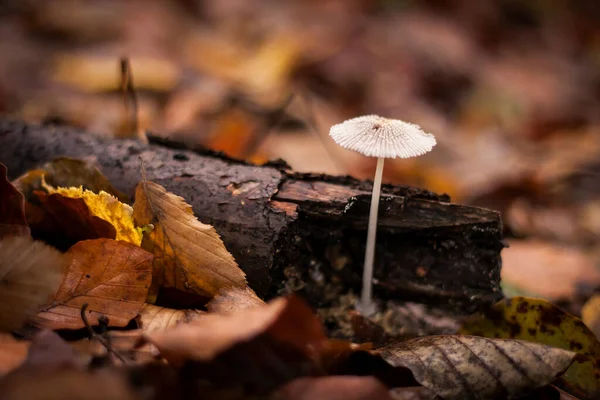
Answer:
[35, 239, 152, 330]
[35, 191, 117, 242]
[0, 236, 66, 331]
[379, 335, 575, 400]
[42, 187, 141, 245]
[0, 334, 29, 377]
[0, 163, 29, 238]
[140, 296, 325, 367]
[133, 180, 246, 298]
[137, 304, 205, 332]
[272, 376, 395, 400]
[207, 286, 265, 314]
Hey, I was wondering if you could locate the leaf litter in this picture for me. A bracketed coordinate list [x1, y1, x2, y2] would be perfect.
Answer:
[0, 159, 594, 399]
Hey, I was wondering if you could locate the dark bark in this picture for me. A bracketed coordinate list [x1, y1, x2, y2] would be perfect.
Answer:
[0, 119, 504, 312]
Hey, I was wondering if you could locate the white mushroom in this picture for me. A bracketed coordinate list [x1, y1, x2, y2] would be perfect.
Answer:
[329, 115, 436, 316]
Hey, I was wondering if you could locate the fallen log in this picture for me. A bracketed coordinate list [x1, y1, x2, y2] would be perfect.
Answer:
[0, 119, 504, 312]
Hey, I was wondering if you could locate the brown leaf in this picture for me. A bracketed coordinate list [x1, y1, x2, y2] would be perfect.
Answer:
[0, 334, 29, 377]
[35, 239, 152, 330]
[140, 295, 325, 367]
[137, 303, 205, 332]
[133, 180, 246, 298]
[0, 236, 66, 331]
[35, 191, 117, 243]
[379, 335, 576, 400]
[207, 286, 265, 314]
[0, 163, 29, 238]
[271, 376, 395, 400]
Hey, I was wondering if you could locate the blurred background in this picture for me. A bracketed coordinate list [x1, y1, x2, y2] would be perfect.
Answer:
[1, 0, 600, 312]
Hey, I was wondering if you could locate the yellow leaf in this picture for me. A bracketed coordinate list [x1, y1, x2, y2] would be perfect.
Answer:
[459, 297, 600, 398]
[132, 180, 246, 298]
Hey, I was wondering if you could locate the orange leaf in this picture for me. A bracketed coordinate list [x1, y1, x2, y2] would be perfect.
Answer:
[35, 239, 152, 330]
[0, 163, 29, 238]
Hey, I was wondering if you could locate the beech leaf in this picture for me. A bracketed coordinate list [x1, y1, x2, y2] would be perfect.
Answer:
[133, 179, 246, 298]
[34, 239, 152, 330]
[379, 335, 576, 400]
[0, 236, 66, 331]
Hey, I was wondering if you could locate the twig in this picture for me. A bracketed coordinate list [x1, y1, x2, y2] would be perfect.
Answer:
[120, 57, 141, 140]
[80, 303, 128, 364]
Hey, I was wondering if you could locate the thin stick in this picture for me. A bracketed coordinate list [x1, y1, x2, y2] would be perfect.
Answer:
[358, 157, 384, 316]
[80, 303, 128, 364]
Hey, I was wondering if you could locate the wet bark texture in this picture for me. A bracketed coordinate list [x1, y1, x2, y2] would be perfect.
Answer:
[0, 119, 505, 312]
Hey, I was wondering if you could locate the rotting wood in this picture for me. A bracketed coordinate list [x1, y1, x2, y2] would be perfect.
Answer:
[0, 119, 504, 312]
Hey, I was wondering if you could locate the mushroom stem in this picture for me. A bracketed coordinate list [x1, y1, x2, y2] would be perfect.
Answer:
[357, 156, 384, 316]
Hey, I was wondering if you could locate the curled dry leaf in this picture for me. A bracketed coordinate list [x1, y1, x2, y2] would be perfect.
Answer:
[379, 335, 576, 400]
[207, 286, 265, 314]
[35, 239, 152, 330]
[0, 236, 66, 331]
[271, 376, 395, 400]
[140, 296, 325, 368]
[133, 180, 246, 298]
[137, 304, 205, 333]
[0, 163, 29, 238]
[35, 191, 117, 242]
[459, 297, 600, 398]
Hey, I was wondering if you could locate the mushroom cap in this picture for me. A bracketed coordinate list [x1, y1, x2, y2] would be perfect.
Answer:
[329, 115, 436, 159]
